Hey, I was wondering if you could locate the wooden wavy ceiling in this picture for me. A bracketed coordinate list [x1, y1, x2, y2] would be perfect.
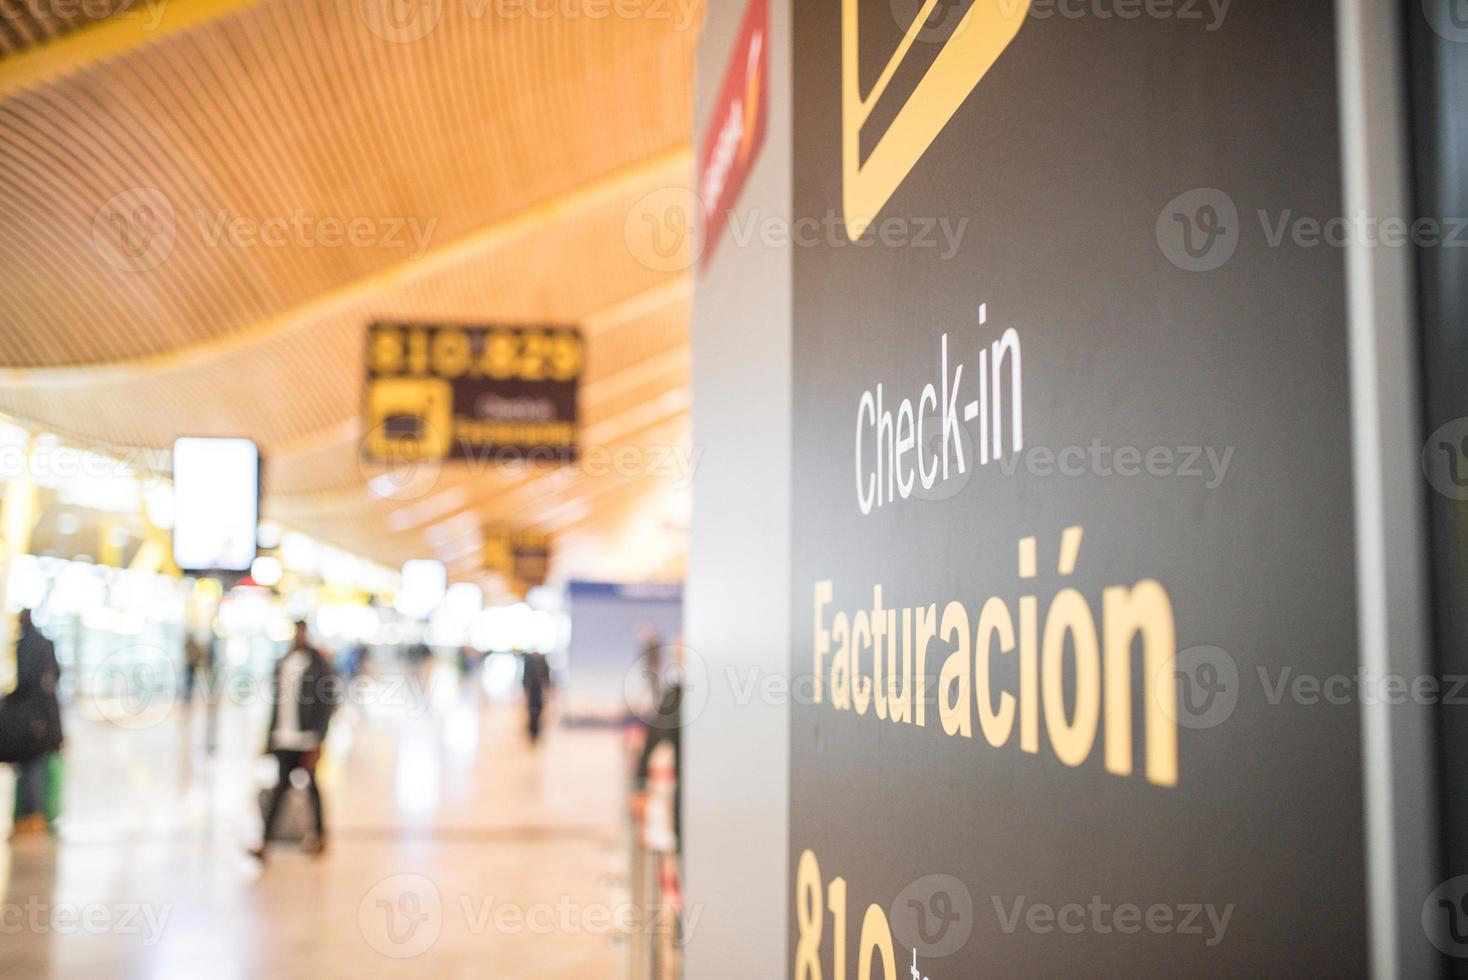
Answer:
[0, 0, 702, 583]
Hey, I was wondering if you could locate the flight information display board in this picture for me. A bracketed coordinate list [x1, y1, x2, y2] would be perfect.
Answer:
[363, 321, 581, 464]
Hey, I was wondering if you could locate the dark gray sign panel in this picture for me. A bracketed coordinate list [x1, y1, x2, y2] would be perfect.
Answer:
[790, 1, 1367, 974]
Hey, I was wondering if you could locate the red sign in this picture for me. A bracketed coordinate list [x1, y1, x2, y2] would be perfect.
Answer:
[697, 0, 768, 269]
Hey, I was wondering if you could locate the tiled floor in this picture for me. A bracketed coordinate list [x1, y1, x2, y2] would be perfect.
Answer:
[0, 663, 633, 979]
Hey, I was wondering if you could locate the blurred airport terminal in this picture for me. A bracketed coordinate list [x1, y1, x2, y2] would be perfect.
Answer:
[1, 0, 1467, 977]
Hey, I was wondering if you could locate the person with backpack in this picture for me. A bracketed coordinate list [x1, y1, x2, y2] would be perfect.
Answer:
[2, 610, 63, 837]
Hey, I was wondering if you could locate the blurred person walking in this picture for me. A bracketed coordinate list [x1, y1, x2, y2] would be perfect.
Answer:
[522, 649, 552, 743]
[634, 639, 683, 845]
[1, 611, 63, 836]
[182, 632, 210, 709]
[457, 643, 482, 679]
[250, 621, 338, 861]
[202, 628, 224, 755]
[637, 624, 663, 696]
[343, 641, 367, 680]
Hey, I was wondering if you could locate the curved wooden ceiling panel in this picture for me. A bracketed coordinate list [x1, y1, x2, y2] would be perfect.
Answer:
[0, 0, 703, 582]
[0, 153, 691, 452]
[0, 0, 700, 367]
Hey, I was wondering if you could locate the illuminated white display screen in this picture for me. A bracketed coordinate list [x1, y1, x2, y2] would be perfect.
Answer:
[397, 559, 446, 619]
[171, 437, 260, 572]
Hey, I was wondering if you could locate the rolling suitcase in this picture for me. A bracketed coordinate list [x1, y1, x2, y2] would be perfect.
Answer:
[258, 778, 316, 843]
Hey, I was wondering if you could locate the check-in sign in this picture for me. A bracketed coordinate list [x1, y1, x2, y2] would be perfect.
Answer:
[363, 322, 582, 463]
[698, 0, 768, 267]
